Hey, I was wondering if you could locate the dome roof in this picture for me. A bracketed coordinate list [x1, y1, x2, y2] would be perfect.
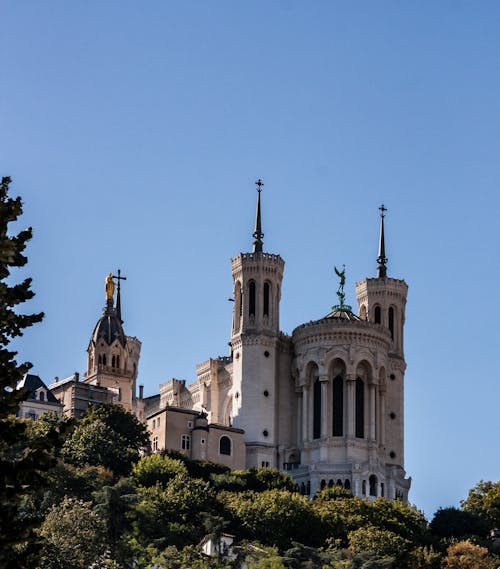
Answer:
[324, 305, 361, 322]
[91, 300, 126, 346]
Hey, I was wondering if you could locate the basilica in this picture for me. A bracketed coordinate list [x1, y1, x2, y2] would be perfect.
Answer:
[46, 182, 411, 501]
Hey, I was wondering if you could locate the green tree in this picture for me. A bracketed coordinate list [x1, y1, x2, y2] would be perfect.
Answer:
[61, 403, 149, 476]
[38, 497, 108, 569]
[430, 507, 488, 540]
[221, 489, 323, 549]
[462, 480, 500, 529]
[348, 525, 410, 562]
[131, 453, 188, 487]
[0, 176, 46, 568]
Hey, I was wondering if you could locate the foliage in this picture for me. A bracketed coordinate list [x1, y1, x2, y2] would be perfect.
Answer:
[131, 453, 188, 487]
[38, 497, 107, 569]
[430, 506, 488, 540]
[0, 176, 47, 568]
[61, 403, 149, 476]
[130, 473, 217, 550]
[442, 540, 492, 569]
[348, 525, 410, 561]
[154, 545, 232, 569]
[221, 489, 323, 549]
[462, 480, 500, 529]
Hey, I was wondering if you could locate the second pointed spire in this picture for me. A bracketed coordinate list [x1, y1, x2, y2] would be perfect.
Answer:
[252, 179, 264, 253]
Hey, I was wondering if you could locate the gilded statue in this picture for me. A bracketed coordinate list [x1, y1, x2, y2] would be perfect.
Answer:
[105, 272, 115, 300]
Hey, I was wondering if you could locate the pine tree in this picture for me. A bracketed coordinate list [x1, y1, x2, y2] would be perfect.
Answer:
[0, 176, 46, 568]
[0, 176, 44, 416]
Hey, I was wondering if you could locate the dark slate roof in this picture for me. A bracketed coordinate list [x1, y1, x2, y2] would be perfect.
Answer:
[324, 306, 362, 322]
[17, 374, 60, 403]
[91, 300, 126, 347]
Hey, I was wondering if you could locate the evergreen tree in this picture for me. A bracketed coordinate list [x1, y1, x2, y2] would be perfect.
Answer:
[0, 176, 45, 568]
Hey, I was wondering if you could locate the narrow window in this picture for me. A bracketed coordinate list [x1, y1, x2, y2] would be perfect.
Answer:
[39, 391, 45, 401]
[157, 417, 160, 427]
[263, 282, 270, 316]
[98, 354, 102, 365]
[374, 306, 381, 324]
[380, 482, 385, 497]
[332, 375, 344, 436]
[102, 354, 107, 366]
[112, 355, 116, 368]
[369, 475, 378, 497]
[344, 479, 351, 490]
[355, 378, 365, 438]
[388, 307, 395, 340]
[116, 355, 120, 368]
[249, 281, 256, 316]
[313, 377, 321, 439]
[362, 480, 367, 495]
[181, 434, 190, 451]
[219, 435, 231, 455]
[152, 436, 158, 452]
[320, 479, 326, 490]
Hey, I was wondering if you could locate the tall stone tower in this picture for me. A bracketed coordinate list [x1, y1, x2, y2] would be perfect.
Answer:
[84, 271, 141, 413]
[230, 180, 285, 468]
[355, 207, 408, 495]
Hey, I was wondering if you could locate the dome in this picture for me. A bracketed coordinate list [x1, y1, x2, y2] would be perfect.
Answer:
[91, 300, 126, 346]
[324, 305, 361, 322]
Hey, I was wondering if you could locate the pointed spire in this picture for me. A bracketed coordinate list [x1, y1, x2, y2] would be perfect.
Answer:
[377, 204, 388, 278]
[252, 179, 264, 253]
[112, 269, 127, 323]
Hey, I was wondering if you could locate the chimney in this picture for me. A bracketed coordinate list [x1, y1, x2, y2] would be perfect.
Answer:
[74, 372, 79, 382]
[139, 385, 144, 400]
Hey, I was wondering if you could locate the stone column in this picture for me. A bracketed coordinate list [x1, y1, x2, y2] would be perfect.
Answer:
[369, 384, 376, 441]
[320, 374, 329, 438]
[296, 390, 303, 445]
[379, 386, 386, 446]
[302, 384, 309, 443]
[346, 374, 355, 437]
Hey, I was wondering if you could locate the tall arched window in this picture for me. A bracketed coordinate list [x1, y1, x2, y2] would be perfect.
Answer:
[332, 375, 343, 436]
[112, 355, 116, 368]
[102, 354, 107, 366]
[388, 307, 395, 340]
[313, 377, 321, 439]
[355, 378, 365, 438]
[248, 281, 256, 317]
[234, 281, 242, 332]
[117, 355, 120, 368]
[98, 355, 102, 365]
[263, 282, 270, 317]
[369, 475, 378, 497]
[374, 306, 381, 324]
[219, 436, 231, 455]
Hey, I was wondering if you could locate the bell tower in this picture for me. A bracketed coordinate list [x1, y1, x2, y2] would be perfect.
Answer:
[355, 206, 408, 473]
[230, 180, 285, 468]
[85, 271, 141, 413]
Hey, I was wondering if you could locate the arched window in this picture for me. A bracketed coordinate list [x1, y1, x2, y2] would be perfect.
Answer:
[332, 375, 343, 436]
[102, 354, 107, 366]
[362, 480, 367, 495]
[117, 355, 120, 368]
[112, 356, 116, 368]
[344, 479, 351, 490]
[320, 479, 326, 490]
[355, 378, 364, 438]
[360, 304, 367, 320]
[380, 482, 385, 497]
[369, 475, 378, 497]
[39, 391, 45, 401]
[234, 282, 242, 332]
[98, 354, 102, 365]
[374, 306, 381, 324]
[219, 436, 231, 455]
[388, 307, 395, 340]
[328, 479, 334, 488]
[263, 282, 270, 316]
[248, 281, 256, 317]
[313, 377, 321, 439]
[300, 482, 306, 495]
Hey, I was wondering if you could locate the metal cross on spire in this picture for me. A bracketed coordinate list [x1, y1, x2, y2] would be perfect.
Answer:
[252, 178, 264, 253]
[112, 269, 127, 323]
[377, 204, 388, 278]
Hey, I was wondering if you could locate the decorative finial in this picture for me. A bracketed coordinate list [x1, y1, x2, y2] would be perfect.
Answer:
[112, 269, 127, 323]
[252, 178, 264, 253]
[105, 273, 115, 301]
[377, 204, 388, 278]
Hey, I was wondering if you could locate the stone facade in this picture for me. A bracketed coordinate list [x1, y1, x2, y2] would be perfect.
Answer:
[48, 189, 411, 500]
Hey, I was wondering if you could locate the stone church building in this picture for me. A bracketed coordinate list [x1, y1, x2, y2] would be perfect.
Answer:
[49, 183, 411, 501]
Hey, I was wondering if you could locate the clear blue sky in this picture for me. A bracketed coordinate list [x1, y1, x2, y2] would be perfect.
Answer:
[2, 1, 499, 518]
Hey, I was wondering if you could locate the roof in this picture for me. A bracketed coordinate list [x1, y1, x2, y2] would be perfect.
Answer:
[17, 374, 60, 404]
[90, 300, 126, 347]
[324, 305, 362, 322]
